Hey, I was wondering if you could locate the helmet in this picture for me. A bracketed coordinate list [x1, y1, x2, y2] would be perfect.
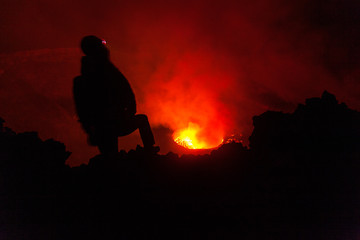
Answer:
[81, 35, 108, 56]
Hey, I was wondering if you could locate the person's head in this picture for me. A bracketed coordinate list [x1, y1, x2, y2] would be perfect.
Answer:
[81, 35, 109, 58]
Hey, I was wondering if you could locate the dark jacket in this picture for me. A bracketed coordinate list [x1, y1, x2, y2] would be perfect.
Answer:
[73, 56, 136, 132]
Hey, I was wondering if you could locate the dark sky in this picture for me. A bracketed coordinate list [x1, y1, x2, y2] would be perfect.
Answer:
[1, 0, 360, 166]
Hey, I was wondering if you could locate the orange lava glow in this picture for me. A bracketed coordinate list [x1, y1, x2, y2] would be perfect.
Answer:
[143, 47, 236, 152]
[173, 122, 224, 149]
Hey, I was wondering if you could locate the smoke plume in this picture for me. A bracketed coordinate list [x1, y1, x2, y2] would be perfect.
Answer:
[1, 0, 360, 165]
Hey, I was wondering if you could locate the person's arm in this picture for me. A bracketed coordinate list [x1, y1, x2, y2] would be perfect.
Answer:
[73, 76, 95, 132]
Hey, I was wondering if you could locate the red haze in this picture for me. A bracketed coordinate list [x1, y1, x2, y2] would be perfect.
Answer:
[0, 0, 360, 165]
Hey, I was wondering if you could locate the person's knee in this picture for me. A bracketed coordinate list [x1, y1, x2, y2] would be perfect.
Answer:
[136, 114, 149, 124]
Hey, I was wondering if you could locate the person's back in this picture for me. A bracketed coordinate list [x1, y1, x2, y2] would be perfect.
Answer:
[102, 60, 137, 123]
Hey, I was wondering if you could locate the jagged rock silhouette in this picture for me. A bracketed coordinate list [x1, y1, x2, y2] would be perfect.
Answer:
[0, 91, 359, 240]
[250, 91, 360, 155]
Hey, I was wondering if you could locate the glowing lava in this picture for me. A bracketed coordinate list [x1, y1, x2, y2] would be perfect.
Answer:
[173, 122, 224, 149]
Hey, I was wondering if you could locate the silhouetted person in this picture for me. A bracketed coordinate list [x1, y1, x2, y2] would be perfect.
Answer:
[73, 36, 159, 157]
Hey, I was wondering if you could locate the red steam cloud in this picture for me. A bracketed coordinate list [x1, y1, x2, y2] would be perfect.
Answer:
[1, 0, 360, 165]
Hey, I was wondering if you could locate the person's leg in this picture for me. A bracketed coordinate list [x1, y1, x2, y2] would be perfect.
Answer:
[116, 114, 158, 152]
[97, 132, 118, 157]
[134, 114, 156, 148]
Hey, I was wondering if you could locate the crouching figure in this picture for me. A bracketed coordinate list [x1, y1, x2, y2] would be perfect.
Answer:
[73, 35, 159, 157]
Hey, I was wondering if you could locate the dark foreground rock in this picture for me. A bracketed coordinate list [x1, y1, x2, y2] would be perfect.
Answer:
[0, 92, 359, 240]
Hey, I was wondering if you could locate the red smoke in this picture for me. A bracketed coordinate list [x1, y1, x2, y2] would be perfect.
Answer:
[1, 0, 360, 165]
[143, 47, 236, 149]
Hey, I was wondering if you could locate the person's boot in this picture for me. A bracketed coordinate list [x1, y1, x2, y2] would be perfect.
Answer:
[144, 145, 160, 154]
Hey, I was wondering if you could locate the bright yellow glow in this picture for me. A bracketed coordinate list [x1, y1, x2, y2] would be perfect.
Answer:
[173, 122, 223, 149]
